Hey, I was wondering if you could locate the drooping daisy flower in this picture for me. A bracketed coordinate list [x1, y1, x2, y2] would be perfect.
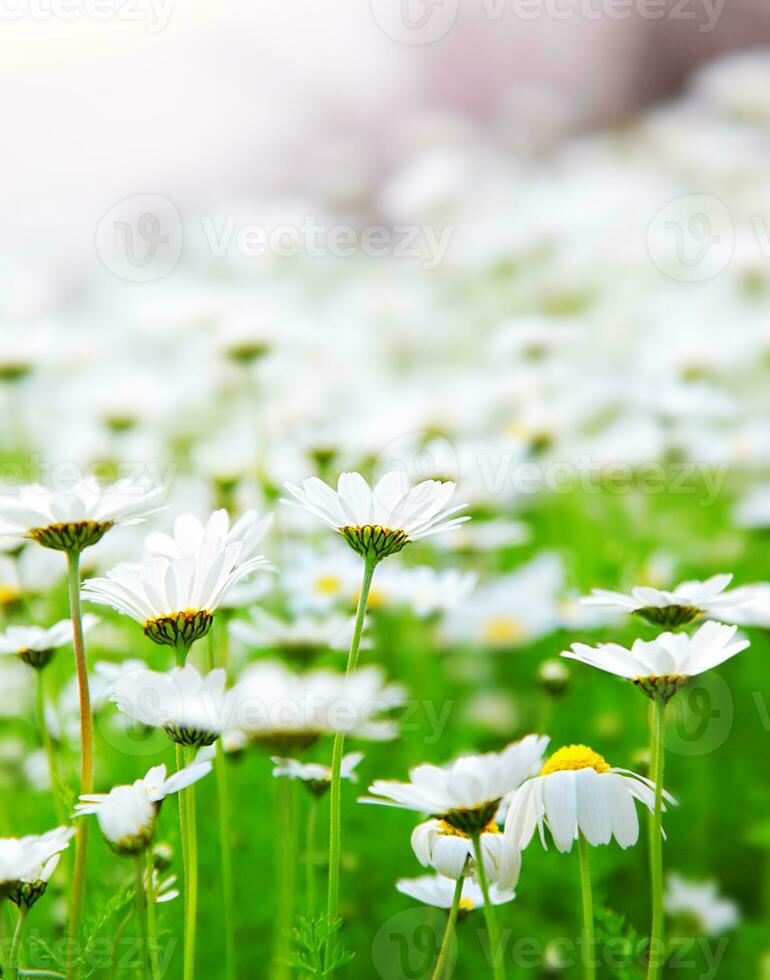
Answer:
[411, 818, 520, 889]
[0, 616, 99, 670]
[81, 528, 271, 652]
[580, 574, 744, 628]
[0, 827, 74, 900]
[562, 621, 750, 702]
[0, 476, 164, 552]
[9, 833, 74, 910]
[230, 661, 405, 753]
[74, 760, 212, 855]
[505, 744, 673, 853]
[111, 665, 232, 748]
[271, 752, 363, 797]
[664, 873, 740, 935]
[282, 472, 468, 562]
[363, 735, 548, 834]
[396, 874, 515, 910]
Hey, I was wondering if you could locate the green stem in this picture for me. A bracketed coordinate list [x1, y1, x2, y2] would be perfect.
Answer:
[144, 848, 162, 980]
[577, 832, 596, 980]
[273, 778, 296, 980]
[323, 556, 377, 974]
[65, 548, 91, 980]
[175, 742, 189, 979]
[183, 746, 199, 980]
[471, 834, 506, 980]
[8, 905, 28, 979]
[107, 911, 131, 980]
[431, 875, 463, 980]
[646, 699, 667, 980]
[305, 795, 318, 911]
[207, 634, 236, 980]
[132, 855, 148, 978]
[35, 669, 66, 827]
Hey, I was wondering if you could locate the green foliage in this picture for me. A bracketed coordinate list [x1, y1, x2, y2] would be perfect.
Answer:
[289, 915, 354, 978]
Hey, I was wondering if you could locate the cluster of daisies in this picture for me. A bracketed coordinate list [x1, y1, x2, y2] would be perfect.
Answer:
[0, 469, 754, 980]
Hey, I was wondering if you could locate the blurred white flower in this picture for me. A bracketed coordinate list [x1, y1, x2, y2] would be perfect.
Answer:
[0, 615, 99, 669]
[396, 874, 514, 910]
[664, 873, 740, 935]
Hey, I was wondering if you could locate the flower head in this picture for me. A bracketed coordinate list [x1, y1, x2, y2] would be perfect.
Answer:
[82, 512, 271, 651]
[0, 477, 164, 552]
[665, 874, 740, 935]
[411, 818, 520, 889]
[282, 472, 468, 561]
[74, 761, 211, 855]
[111, 665, 231, 748]
[0, 827, 74, 901]
[363, 735, 548, 834]
[271, 752, 363, 797]
[231, 661, 404, 753]
[396, 874, 514, 910]
[581, 574, 743, 628]
[562, 621, 750, 702]
[505, 744, 674, 853]
[0, 615, 99, 669]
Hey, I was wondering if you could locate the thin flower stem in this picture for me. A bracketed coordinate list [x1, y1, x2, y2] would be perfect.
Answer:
[175, 742, 189, 977]
[430, 875, 463, 980]
[8, 905, 28, 979]
[133, 855, 149, 978]
[144, 848, 162, 980]
[323, 556, 377, 974]
[183, 746, 199, 980]
[305, 795, 318, 911]
[646, 698, 667, 980]
[107, 911, 132, 980]
[577, 832, 596, 980]
[207, 633, 236, 980]
[471, 834, 506, 980]
[273, 777, 296, 980]
[65, 547, 92, 980]
[35, 669, 66, 827]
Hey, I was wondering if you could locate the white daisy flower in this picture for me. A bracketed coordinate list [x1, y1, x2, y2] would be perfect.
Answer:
[411, 818, 520, 889]
[709, 583, 770, 629]
[562, 621, 750, 702]
[0, 616, 99, 670]
[271, 752, 363, 796]
[396, 874, 515, 910]
[0, 476, 164, 552]
[281, 471, 468, 561]
[81, 529, 271, 652]
[505, 744, 673, 854]
[0, 827, 74, 901]
[111, 665, 232, 748]
[74, 760, 212, 855]
[665, 873, 740, 935]
[231, 661, 405, 753]
[144, 508, 272, 562]
[230, 610, 365, 660]
[580, 574, 744, 628]
[363, 735, 549, 834]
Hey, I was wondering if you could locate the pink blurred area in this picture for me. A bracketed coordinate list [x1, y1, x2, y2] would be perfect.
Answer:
[0, 0, 768, 271]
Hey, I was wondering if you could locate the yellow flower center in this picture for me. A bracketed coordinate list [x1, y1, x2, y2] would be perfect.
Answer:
[541, 744, 610, 776]
[459, 897, 475, 911]
[0, 585, 20, 606]
[314, 574, 342, 596]
[437, 818, 500, 838]
[481, 616, 525, 645]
